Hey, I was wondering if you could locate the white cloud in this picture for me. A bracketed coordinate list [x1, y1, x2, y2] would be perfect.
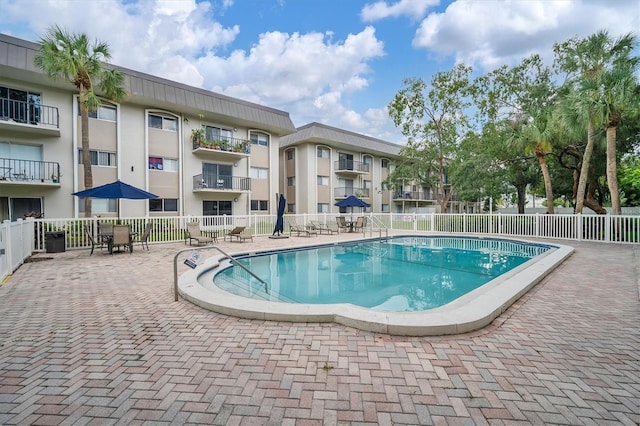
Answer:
[413, 0, 640, 71]
[204, 26, 384, 111]
[361, 0, 440, 22]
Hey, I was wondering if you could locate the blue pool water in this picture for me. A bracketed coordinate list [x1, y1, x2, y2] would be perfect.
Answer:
[210, 236, 554, 312]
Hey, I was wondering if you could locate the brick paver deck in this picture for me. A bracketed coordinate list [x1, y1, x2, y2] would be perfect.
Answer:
[1, 234, 638, 425]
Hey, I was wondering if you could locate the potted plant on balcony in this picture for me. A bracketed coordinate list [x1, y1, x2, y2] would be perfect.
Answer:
[233, 140, 249, 153]
[191, 128, 205, 148]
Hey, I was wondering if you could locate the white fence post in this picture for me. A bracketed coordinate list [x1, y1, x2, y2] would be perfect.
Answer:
[577, 214, 582, 241]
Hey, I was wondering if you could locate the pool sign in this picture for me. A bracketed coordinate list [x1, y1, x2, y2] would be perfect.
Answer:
[184, 250, 203, 269]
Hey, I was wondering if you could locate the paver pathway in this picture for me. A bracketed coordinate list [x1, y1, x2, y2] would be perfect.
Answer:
[1, 236, 638, 425]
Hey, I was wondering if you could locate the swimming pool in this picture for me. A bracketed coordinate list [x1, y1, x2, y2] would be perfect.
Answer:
[178, 234, 574, 335]
[210, 236, 554, 312]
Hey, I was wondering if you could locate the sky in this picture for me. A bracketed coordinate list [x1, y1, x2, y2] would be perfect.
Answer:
[1, 0, 638, 144]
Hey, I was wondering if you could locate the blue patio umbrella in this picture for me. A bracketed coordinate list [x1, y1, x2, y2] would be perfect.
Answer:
[335, 195, 370, 222]
[334, 195, 370, 209]
[272, 193, 286, 236]
[72, 179, 158, 218]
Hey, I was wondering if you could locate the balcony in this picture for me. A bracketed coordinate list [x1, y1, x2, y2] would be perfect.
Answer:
[192, 174, 250, 194]
[0, 157, 61, 187]
[334, 160, 370, 175]
[392, 190, 459, 202]
[192, 136, 250, 159]
[0, 98, 60, 136]
[334, 187, 370, 198]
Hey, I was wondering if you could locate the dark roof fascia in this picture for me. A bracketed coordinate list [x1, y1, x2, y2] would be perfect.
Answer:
[280, 122, 403, 157]
[0, 33, 296, 135]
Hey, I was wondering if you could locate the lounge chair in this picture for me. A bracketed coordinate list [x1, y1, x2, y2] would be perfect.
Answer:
[233, 229, 254, 242]
[224, 226, 246, 241]
[288, 219, 317, 237]
[336, 216, 351, 233]
[186, 222, 214, 246]
[324, 221, 341, 234]
[309, 220, 338, 235]
[109, 224, 133, 254]
[133, 222, 152, 250]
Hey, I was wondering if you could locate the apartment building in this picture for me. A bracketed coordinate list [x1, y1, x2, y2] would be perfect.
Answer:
[279, 122, 401, 215]
[0, 33, 296, 221]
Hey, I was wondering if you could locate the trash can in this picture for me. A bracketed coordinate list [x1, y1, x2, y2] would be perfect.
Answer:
[45, 231, 66, 253]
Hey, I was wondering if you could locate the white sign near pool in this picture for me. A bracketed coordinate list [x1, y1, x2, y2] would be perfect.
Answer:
[184, 250, 203, 269]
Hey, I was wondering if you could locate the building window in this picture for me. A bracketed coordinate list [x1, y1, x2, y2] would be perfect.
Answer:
[286, 150, 294, 160]
[250, 131, 269, 146]
[381, 182, 388, 190]
[148, 157, 177, 171]
[363, 155, 372, 165]
[317, 203, 329, 213]
[77, 101, 117, 121]
[381, 159, 389, 168]
[203, 125, 232, 143]
[317, 147, 330, 159]
[250, 200, 268, 211]
[149, 198, 178, 212]
[78, 149, 117, 167]
[317, 175, 329, 186]
[148, 114, 177, 131]
[203, 200, 232, 216]
[287, 203, 295, 213]
[250, 167, 268, 179]
[382, 204, 389, 212]
[287, 176, 295, 186]
[79, 198, 117, 213]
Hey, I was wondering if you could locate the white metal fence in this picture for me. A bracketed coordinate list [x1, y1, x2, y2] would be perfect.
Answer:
[2, 212, 639, 283]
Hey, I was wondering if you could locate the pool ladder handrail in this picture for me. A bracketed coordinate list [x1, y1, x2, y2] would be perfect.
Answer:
[173, 245, 269, 302]
[368, 215, 389, 239]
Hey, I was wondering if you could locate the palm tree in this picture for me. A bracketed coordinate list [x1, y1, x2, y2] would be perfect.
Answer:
[34, 26, 126, 216]
[519, 114, 556, 214]
[555, 30, 639, 215]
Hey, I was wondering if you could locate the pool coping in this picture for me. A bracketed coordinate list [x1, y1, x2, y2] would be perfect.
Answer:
[178, 235, 575, 336]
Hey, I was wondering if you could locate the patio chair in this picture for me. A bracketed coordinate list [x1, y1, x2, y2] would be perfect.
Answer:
[133, 222, 153, 250]
[98, 222, 113, 244]
[84, 225, 104, 255]
[353, 216, 368, 233]
[186, 222, 214, 246]
[224, 226, 246, 241]
[288, 219, 317, 237]
[109, 224, 133, 254]
[336, 216, 351, 233]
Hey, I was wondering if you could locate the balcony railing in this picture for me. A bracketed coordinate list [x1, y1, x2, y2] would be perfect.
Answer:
[334, 187, 370, 198]
[334, 160, 370, 173]
[193, 174, 250, 191]
[0, 98, 59, 128]
[393, 191, 459, 202]
[192, 136, 250, 154]
[0, 157, 61, 183]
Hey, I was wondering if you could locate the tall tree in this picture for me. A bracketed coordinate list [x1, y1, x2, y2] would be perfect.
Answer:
[388, 64, 473, 213]
[474, 54, 558, 213]
[35, 26, 126, 216]
[555, 30, 639, 215]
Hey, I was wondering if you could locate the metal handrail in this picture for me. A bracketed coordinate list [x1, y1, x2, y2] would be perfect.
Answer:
[369, 215, 389, 239]
[173, 245, 268, 302]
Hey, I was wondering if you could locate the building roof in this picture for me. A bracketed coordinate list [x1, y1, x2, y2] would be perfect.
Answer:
[0, 33, 296, 136]
[280, 122, 403, 157]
